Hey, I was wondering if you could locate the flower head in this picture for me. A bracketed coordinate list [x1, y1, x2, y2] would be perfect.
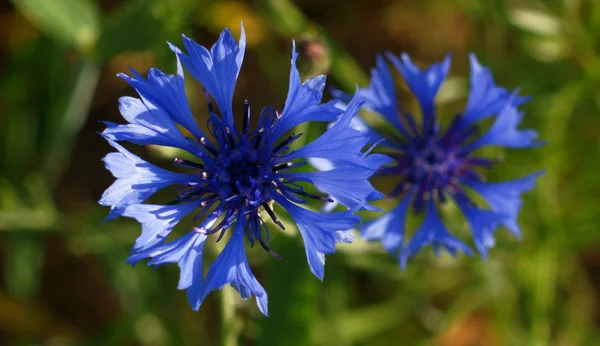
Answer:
[99, 25, 386, 316]
[332, 53, 543, 268]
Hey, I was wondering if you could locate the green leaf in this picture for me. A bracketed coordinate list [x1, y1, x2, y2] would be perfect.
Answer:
[12, 0, 100, 54]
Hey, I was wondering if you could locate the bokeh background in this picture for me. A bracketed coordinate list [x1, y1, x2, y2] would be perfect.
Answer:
[1, 0, 600, 345]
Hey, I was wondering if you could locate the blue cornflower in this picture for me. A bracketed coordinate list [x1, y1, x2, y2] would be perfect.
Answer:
[99, 26, 388, 316]
[332, 53, 543, 268]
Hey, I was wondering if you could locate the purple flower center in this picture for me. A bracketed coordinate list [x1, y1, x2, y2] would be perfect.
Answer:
[384, 115, 494, 212]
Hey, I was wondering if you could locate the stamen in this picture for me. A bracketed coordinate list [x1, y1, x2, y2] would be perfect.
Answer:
[438, 190, 447, 203]
[454, 125, 479, 147]
[201, 172, 211, 179]
[193, 227, 207, 234]
[192, 199, 218, 221]
[173, 158, 204, 170]
[292, 189, 333, 202]
[225, 127, 236, 149]
[199, 193, 219, 207]
[243, 100, 250, 134]
[258, 237, 283, 260]
[199, 137, 218, 156]
[440, 115, 462, 145]
[203, 87, 216, 114]
[196, 216, 228, 236]
[178, 189, 206, 200]
[444, 185, 456, 194]
[273, 162, 293, 172]
[262, 202, 284, 230]
[465, 157, 494, 167]
[254, 128, 265, 149]
[272, 133, 301, 154]
[215, 224, 228, 242]
[402, 111, 421, 137]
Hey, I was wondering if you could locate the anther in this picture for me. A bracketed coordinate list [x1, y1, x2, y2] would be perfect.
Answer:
[215, 217, 231, 242]
[225, 127, 236, 149]
[273, 162, 293, 172]
[201, 172, 211, 179]
[254, 128, 265, 149]
[262, 202, 284, 230]
[193, 227, 207, 234]
[203, 87, 216, 113]
[173, 157, 204, 170]
[199, 194, 218, 207]
[291, 189, 329, 202]
[243, 100, 250, 134]
[272, 133, 300, 154]
[199, 137, 218, 156]
[258, 237, 283, 260]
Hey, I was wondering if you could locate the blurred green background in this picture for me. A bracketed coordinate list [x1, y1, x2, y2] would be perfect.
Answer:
[1, 0, 600, 345]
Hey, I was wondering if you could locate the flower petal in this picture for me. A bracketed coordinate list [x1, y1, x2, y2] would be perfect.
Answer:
[454, 196, 501, 260]
[117, 57, 203, 139]
[121, 202, 200, 254]
[467, 97, 539, 150]
[172, 26, 246, 127]
[361, 190, 412, 253]
[281, 161, 385, 211]
[463, 171, 543, 237]
[332, 55, 407, 134]
[99, 139, 197, 220]
[271, 41, 342, 139]
[196, 212, 268, 316]
[386, 52, 451, 121]
[461, 53, 529, 128]
[102, 97, 198, 153]
[274, 194, 359, 281]
[281, 94, 390, 168]
[400, 200, 473, 269]
[127, 231, 208, 309]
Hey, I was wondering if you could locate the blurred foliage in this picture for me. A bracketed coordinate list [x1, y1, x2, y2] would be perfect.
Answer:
[1, 0, 600, 345]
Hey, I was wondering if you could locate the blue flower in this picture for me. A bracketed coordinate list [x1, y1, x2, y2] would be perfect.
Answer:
[332, 53, 543, 268]
[99, 25, 387, 316]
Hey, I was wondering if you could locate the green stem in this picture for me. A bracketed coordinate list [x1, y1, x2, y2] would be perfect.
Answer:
[220, 286, 241, 346]
[211, 239, 242, 346]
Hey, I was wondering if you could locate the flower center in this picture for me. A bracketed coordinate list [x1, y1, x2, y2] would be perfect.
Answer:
[226, 156, 260, 190]
[383, 115, 494, 212]
[168, 98, 332, 259]
[407, 141, 458, 196]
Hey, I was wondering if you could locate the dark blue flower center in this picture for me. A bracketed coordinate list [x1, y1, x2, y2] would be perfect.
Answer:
[227, 158, 259, 185]
[383, 115, 493, 212]
[169, 98, 329, 259]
